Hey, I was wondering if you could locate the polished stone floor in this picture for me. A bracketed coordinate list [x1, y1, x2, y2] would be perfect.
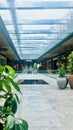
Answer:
[15, 73, 73, 130]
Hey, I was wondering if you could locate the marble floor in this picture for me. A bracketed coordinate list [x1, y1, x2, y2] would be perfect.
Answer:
[15, 73, 73, 130]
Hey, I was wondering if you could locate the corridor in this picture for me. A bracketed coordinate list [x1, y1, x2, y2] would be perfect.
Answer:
[15, 73, 73, 130]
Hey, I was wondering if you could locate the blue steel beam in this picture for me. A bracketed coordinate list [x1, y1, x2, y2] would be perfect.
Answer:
[0, 16, 20, 59]
[37, 32, 73, 61]
[20, 30, 70, 34]
[5, 19, 67, 25]
[14, 38, 62, 40]
[9, 32, 70, 34]
[0, 1, 73, 9]
[17, 19, 68, 25]
[13, 41, 56, 44]
[7, 0, 22, 56]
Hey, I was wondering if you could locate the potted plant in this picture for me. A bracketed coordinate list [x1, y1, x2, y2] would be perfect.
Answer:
[33, 63, 37, 73]
[0, 65, 28, 130]
[57, 64, 68, 89]
[67, 51, 73, 89]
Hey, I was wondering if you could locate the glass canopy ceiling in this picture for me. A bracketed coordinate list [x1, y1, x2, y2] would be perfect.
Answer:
[0, 0, 73, 60]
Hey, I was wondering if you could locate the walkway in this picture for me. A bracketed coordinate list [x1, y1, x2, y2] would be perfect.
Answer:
[15, 73, 73, 130]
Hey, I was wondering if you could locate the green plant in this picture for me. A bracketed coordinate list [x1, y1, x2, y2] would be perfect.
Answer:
[58, 64, 65, 77]
[0, 65, 28, 130]
[33, 63, 37, 71]
[67, 51, 73, 74]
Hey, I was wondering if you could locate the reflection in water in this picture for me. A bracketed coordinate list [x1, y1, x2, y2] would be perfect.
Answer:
[18, 79, 48, 84]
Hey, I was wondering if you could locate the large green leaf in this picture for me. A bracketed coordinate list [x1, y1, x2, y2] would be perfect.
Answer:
[21, 119, 28, 130]
[4, 115, 16, 130]
[11, 120, 28, 130]
[19, 124, 24, 130]
[0, 106, 3, 114]
[8, 77, 21, 92]
[11, 121, 28, 130]
[14, 94, 20, 104]
[0, 65, 4, 74]
[3, 80, 11, 92]
[5, 65, 15, 79]
[4, 97, 18, 114]
[11, 124, 20, 130]
[0, 81, 2, 91]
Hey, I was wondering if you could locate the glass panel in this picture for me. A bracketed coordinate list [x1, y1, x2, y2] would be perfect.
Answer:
[20, 40, 50, 44]
[18, 24, 71, 34]
[15, 43, 50, 48]
[5, 25, 15, 33]
[14, 1, 73, 9]
[14, 0, 73, 4]
[20, 34, 51, 39]
[0, 0, 9, 7]
[18, 25, 54, 31]
[6, 25, 15, 31]
[17, 9, 70, 22]
[0, 10, 13, 23]
[12, 40, 18, 44]
[10, 34, 17, 40]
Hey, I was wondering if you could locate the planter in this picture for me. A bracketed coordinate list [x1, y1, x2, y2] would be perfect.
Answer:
[57, 77, 68, 89]
[67, 51, 73, 89]
[68, 75, 73, 89]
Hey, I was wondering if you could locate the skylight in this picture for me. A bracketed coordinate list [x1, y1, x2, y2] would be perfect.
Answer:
[0, 0, 73, 59]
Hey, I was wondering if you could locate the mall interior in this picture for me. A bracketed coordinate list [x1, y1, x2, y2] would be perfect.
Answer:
[0, 0, 73, 130]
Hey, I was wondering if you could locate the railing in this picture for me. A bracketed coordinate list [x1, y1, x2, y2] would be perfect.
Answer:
[15, 68, 59, 74]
